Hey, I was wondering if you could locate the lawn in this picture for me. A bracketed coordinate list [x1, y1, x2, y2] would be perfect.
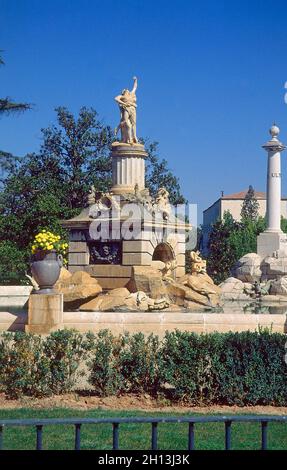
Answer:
[0, 409, 286, 450]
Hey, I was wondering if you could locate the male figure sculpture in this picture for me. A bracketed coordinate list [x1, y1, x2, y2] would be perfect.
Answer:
[115, 76, 138, 144]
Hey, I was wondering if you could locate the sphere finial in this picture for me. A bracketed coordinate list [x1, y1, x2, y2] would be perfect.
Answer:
[269, 123, 280, 139]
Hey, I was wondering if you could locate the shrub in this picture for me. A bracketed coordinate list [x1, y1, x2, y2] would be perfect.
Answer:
[0, 332, 51, 398]
[43, 329, 93, 394]
[159, 331, 217, 403]
[119, 333, 161, 395]
[0, 329, 286, 405]
[160, 329, 287, 405]
[87, 330, 125, 396]
[88, 332, 161, 396]
[0, 329, 91, 398]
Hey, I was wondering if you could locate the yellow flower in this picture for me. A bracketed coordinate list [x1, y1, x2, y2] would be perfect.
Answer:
[32, 230, 63, 252]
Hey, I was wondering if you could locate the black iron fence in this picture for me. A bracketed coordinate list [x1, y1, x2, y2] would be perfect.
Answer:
[0, 415, 286, 450]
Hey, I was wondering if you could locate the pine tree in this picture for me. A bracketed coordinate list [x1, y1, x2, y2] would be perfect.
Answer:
[0, 52, 31, 115]
[0, 51, 31, 178]
[240, 185, 259, 222]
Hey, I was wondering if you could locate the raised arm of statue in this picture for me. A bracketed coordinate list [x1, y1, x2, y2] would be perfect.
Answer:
[131, 76, 138, 94]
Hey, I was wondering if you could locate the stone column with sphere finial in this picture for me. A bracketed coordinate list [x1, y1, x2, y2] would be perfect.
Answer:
[257, 124, 287, 257]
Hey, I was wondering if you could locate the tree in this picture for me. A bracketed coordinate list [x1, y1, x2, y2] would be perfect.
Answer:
[207, 211, 269, 284]
[0, 52, 31, 116]
[207, 211, 239, 283]
[37, 106, 113, 209]
[0, 240, 28, 285]
[145, 141, 186, 205]
[0, 150, 19, 186]
[240, 185, 259, 222]
[0, 51, 31, 178]
[0, 107, 113, 253]
[229, 216, 267, 261]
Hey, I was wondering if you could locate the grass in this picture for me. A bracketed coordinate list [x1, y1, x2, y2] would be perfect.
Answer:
[0, 408, 286, 450]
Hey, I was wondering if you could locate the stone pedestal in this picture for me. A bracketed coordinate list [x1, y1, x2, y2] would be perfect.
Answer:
[111, 142, 148, 194]
[25, 293, 63, 334]
[257, 231, 287, 258]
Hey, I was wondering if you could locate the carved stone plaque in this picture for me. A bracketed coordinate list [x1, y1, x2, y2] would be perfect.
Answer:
[88, 241, 122, 265]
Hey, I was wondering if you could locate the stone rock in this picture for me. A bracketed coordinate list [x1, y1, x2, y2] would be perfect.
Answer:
[80, 294, 127, 312]
[243, 282, 253, 292]
[219, 277, 251, 300]
[232, 253, 262, 283]
[184, 287, 213, 306]
[181, 272, 221, 295]
[55, 270, 102, 306]
[167, 273, 221, 308]
[166, 281, 190, 306]
[270, 276, 287, 295]
[79, 287, 129, 311]
[127, 266, 167, 299]
[261, 252, 287, 280]
[180, 272, 221, 307]
[219, 277, 245, 293]
[58, 267, 72, 281]
[80, 289, 170, 312]
[107, 287, 130, 298]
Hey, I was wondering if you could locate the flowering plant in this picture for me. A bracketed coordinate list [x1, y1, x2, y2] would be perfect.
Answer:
[31, 229, 68, 257]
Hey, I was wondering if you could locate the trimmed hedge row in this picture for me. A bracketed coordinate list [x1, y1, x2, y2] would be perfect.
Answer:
[0, 329, 286, 405]
[0, 330, 93, 398]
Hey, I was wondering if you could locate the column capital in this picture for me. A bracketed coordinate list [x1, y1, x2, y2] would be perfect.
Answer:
[262, 140, 286, 152]
[262, 124, 286, 152]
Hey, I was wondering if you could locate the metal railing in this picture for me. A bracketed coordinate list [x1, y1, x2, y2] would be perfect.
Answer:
[0, 415, 286, 450]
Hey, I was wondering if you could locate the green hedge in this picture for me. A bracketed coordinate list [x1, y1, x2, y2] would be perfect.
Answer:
[0, 329, 286, 405]
[0, 330, 93, 398]
[160, 330, 287, 405]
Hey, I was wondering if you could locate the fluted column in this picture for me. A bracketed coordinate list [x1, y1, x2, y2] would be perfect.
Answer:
[264, 126, 285, 232]
[110, 143, 147, 195]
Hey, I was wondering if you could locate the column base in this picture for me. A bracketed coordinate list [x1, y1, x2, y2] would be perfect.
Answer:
[257, 231, 287, 258]
[111, 184, 136, 195]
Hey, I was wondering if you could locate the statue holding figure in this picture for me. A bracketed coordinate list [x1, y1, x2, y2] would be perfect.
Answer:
[115, 76, 138, 144]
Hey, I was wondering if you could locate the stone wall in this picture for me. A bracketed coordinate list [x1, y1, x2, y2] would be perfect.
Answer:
[63, 311, 287, 336]
[1, 309, 286, 336]
[0, 286, 32, 307]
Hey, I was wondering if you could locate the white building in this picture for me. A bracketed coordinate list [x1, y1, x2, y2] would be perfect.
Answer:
[201, 189, 287, 254]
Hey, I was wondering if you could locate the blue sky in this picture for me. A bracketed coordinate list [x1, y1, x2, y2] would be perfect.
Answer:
[1, 0, 287, 222]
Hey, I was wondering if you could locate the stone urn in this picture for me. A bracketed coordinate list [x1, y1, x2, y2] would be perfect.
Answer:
[31, 250, 63, 294]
